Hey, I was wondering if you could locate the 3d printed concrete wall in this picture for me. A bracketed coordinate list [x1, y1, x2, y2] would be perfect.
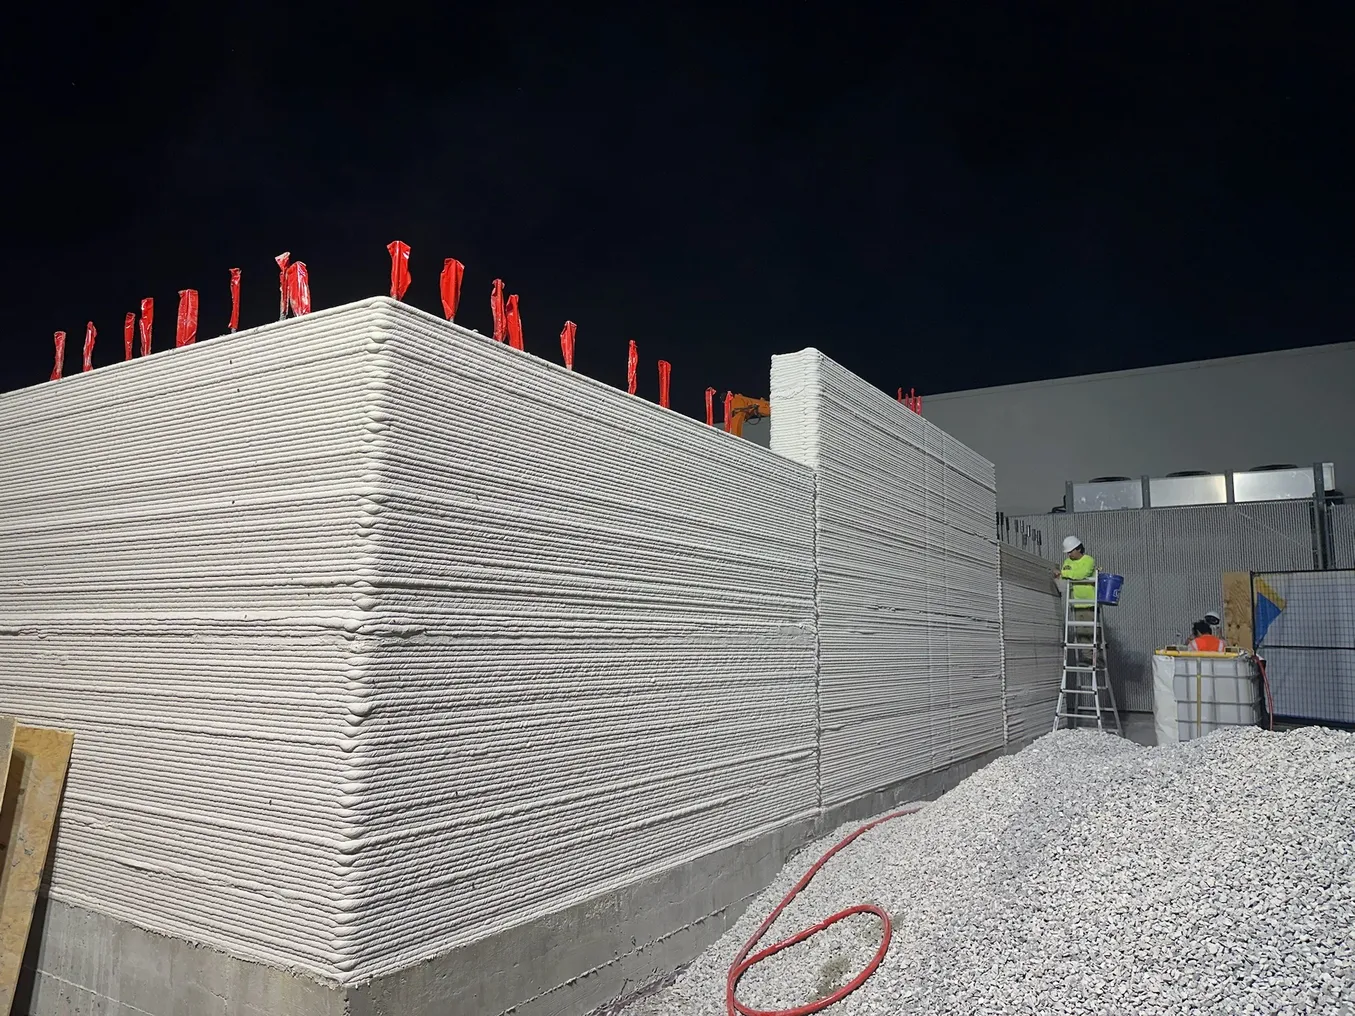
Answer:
[0, 298, 819, 984]
[997, 544, 1064, 743]
[338, 303, 820, 979]
[1, 299, 1010, 1015]
[770, 351, 1005, 806]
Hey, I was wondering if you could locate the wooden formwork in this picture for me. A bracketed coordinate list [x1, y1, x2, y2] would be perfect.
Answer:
[0, 716, 73, 1016]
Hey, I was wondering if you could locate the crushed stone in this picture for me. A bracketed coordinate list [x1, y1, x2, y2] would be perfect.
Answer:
[623, 727, 1355, 1015]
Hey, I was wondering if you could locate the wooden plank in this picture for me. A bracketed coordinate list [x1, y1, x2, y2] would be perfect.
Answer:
[1222, 571, 1254, 650]
[0, 725, 74, 1016]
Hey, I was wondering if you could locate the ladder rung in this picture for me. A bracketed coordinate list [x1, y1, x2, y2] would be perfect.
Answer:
[1059, 688, 1100, 695]
[1063, 666, 1098, 673]
[1065, 620, 1099, 627]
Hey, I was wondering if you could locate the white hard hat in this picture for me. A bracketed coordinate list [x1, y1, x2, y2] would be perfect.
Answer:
[1062, 535, 1083, 554]
[1204, 609, 1221, 622]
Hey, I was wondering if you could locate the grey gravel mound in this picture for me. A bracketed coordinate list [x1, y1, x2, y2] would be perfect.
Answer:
[623, 727, 1355, 1016]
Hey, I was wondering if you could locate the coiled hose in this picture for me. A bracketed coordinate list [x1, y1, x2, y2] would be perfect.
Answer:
[725, 805, 923, 1016]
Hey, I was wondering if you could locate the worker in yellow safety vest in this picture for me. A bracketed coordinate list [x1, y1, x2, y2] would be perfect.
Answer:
[1057, 535, 1097, 605]
[1057, 536, 1098, 664]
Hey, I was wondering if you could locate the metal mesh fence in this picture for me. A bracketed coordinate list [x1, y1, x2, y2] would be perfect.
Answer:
[1253, 569, 1355, 727]
[1331, 504, 1355, 569]
[1010, 502, 1316, 712]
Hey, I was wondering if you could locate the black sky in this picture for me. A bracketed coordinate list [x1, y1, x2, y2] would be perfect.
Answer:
[4, 3, 1352, 418]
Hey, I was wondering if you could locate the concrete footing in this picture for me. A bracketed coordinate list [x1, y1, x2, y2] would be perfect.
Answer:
[19, 746, 1009, 1016]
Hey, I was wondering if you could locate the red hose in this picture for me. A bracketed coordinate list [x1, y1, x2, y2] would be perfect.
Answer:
[725, 806, 923, 1016]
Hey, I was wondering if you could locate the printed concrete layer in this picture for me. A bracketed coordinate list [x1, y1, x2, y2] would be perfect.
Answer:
[343, 301, 819, 981]
[770, 350, 1005, 807]
[21, 748, 1008, 1016]
[998, 544, 1063, 743]
[0, 301, 394, 978]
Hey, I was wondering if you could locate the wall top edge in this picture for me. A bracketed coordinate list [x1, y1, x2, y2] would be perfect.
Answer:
[925, 339, 1355, 405]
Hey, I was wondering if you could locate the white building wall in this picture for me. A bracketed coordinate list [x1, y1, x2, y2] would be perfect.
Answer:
[920, 342, 1355, 516]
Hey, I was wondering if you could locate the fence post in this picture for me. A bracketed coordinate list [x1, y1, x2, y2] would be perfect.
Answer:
[1313, 462, 1331, 570]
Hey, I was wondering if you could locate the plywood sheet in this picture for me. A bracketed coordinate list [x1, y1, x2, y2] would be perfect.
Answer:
[0, 719, 13, 812]
[0, 724, 74, 1016]
[1222, 571, 1253, 650]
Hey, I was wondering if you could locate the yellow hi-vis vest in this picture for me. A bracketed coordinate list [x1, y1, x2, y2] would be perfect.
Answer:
[1061, 554, 1096, 605]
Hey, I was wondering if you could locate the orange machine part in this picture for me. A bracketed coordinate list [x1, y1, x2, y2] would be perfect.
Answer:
[726, 394, 770, 438]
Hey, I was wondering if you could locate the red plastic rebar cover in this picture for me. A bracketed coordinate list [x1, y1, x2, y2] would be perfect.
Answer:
[627, 340, 638, 395]
[490, 279, 507, 342]
[440, 258, 465, 321]
[286, 262, 311, 316]
[560, 321, 577, 370]
[176, 290, 199, 347]
[723, 391, 733, 433]
[123, 312, 135, 361]
[275, 253, 291, 320]
[505, 294, 524, 350]
[387, 240, 412, 300]
[897, 387, 904, 402]
[82, 322, 96, 372]
[139, 298, 154, 357]
[658, 360, 671, 408]
[228, 268, 242, 332]
[705, 386, 716, 426]
[50, 331, 65, 381]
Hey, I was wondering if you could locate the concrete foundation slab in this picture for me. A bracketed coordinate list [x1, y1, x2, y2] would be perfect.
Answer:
[20, 748, 1010, 1016]
[16, 896, 346, 1016]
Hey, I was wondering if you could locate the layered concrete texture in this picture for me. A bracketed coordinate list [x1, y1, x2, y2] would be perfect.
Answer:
[771, 350, 1005, 806]
[997, 544, 1064, 743]
[2, 299, 1008, 1016]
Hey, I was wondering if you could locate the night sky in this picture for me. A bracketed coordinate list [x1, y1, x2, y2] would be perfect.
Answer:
[4, 4, 1351, 419]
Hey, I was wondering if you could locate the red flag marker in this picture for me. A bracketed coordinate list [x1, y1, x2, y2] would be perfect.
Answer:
[275, 252, 291, 320]
[440, 259, 464, 320]
[723, 391, 733, 433]
[139, 298, 154, 357]
[705, 386, 716, 426]
[51, 331, 66, 381]
[505, 294, 524, 350]
[123, 313, 135, 360]
[490, 279, 507, 342]
[286, 262, 311, 316]
[626, 340, 638, 395]
[658, 360, 671, 408]
[176, 289, 199, 347]
[82, 322, 96, 372]
[560, 321, 577, 370]
[387, 240, 411, 300]
[228, 268, 242, 332]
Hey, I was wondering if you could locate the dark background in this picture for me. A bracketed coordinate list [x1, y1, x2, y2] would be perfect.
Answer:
[4, 2, 1351, 418]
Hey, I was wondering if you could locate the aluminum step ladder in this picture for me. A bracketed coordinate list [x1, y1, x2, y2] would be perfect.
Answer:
[1053, 571, 1122, 735]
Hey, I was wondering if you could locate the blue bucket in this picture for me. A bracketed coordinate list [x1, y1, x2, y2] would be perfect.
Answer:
[1097, 573, 1124, 606]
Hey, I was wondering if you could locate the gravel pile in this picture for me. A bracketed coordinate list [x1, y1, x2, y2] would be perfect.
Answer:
[624, 727, 1355, 1016]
